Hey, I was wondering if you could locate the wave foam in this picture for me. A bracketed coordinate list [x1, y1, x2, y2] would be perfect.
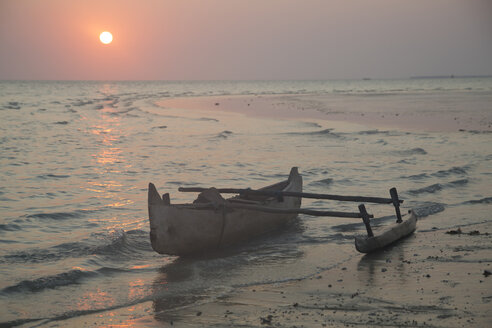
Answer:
[432, 166, 469, 178]
[464, 197, 492, 204]
[408, 179, 468, 195]
[413, 202, 446, 217]
[26, 210, 90, 220]
[1, 269, 97, 294]
[393, 148, 427, 156]
[1, 229, 151, 265]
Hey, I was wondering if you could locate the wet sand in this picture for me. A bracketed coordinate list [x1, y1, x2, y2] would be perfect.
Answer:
[159, 223, 491, 327]
[58, 95, 492, 328]
[158, 93, 492, 132]
[64, 223, 491, 327]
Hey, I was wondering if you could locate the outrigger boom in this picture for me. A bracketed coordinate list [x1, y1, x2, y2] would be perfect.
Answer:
[179, 187, 403, 205]
[179, 186, 404, 224]
[180, 184, 413, 253]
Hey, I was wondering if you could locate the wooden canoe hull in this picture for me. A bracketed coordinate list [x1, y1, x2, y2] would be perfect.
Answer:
[355, 210, 417, 253]
[148, 167, 302, 256]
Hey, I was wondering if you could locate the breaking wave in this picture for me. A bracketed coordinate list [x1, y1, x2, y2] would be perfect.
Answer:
[403, 173, 429, 180]
[1, 269, 99, 294]
[214, 130, 234, 139]
[413, 202, 446, 217]
[393, 148, 427, 156]
[464, 197, 492, 204]
[309, 178, 334, 187]
[36, 174, 70, 179]
[26, 210, 94, 221]
[409, 183, 443, 195]
[408, 179, 468, 195]
[1, 266, 133, 295]
[431, 166, 469, 178]
[1, 229, 151, 265]
[0, 223, 22, 232]
[285, 128, 347, 139]
[2, 101, 22, 110]
[447, 179, 469, 186]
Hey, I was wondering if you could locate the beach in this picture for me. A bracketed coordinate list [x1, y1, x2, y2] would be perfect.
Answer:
[158, 91, 492, 132]
[62, 224, 491, 328]
[62, 88, 491, 327]
[0, 79, 491, 327]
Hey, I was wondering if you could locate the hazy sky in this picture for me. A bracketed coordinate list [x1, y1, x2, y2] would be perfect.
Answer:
[1, 0, 491, 80]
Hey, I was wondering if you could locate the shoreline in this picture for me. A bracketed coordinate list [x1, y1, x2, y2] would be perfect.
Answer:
[157, 93, 492, 133]
[24, 91, 492, 327]
[167, 223, 492, 327]
[61, 222, 491, 327]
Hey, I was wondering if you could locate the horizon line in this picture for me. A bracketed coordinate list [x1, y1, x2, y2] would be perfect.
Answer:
[1, 75, 492, 83]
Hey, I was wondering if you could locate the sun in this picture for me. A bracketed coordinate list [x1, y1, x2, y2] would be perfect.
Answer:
[99, 31, 113, 45]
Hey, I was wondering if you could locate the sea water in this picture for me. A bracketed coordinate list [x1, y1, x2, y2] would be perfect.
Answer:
[0, 79, 491, 326]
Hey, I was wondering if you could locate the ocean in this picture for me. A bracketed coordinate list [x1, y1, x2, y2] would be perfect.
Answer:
[0, 79, 491, 326]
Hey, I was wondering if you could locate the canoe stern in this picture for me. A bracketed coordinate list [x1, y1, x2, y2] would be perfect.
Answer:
[149, 183, 228, 255]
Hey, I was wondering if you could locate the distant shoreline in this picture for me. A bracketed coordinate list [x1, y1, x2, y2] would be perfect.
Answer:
[158, 92, 492, 132]
[410, 74, 492, 79]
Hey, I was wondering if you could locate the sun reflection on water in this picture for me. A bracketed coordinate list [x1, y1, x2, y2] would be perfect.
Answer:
[93, 148, 122, 165]
[128, 279, 146, 301]
[103, 216, 147, 231]
[77, 289, 115, 312]
[82, 84, 138, 219]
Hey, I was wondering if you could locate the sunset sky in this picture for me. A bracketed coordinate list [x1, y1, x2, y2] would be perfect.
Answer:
[0, 0, 491, 80]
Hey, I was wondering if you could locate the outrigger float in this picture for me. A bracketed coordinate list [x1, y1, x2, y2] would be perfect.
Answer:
[148, 167, 417, 256]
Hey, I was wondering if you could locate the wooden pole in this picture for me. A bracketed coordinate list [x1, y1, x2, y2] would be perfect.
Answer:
[177, 202, 374, 218]
[390, 187, 402, 223]
[359, 204, 374, 237]
[178, 187, 403, 205]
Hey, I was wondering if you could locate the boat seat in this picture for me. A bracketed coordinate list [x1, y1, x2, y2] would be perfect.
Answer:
[193, 188, 226, 206]
[228, 198, 263, 205]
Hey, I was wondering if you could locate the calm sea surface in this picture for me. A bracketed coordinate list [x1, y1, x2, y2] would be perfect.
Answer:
[1, 79, 491, 326]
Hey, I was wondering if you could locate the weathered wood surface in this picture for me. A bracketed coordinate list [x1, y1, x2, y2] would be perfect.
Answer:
[179, 187, 403, 205]
[148, 167, 303, 256]
[354, 210, 417, 253]
[177, 202, 371, 218]
[149, 166, 412, 256]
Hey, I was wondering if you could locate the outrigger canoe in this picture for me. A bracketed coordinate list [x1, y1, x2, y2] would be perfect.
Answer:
[148, 167, 416, 256]
[148, 167, 302, 256]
